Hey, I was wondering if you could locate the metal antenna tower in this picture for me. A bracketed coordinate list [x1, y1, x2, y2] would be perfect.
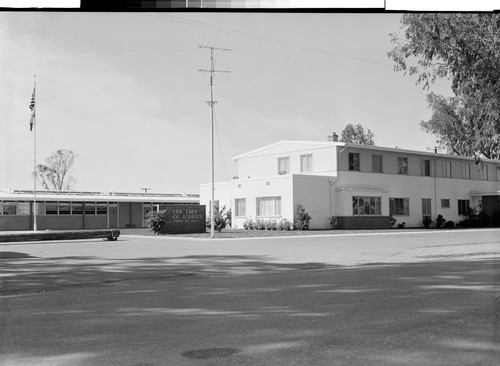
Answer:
[198, 45, 231, 238]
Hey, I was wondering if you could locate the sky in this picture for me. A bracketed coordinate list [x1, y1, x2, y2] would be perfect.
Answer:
[0, 12, 454, 195]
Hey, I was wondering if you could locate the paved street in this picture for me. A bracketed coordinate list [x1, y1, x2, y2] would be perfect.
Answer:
[1, 229, 499, 365]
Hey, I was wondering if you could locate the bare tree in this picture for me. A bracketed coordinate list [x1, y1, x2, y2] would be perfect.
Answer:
[35, 149, 78, 191]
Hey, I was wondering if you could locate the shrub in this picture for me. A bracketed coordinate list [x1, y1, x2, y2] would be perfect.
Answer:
[443, 220, 455, 228]
[459, 207, 489, 228]
[243, 218, 254, 230]
[397, 222, 406, 229]
[389, 216, 397, 228]
[146, 210, 168, 235]
[277, 218, 292, 231]
[436, 214, 446, 228]
[293, 204, 312, 230]
[264, 219, 275, 230]
[254, 219, 266, 230]
[329, 216, 337, 230]
[226, 208, 232, 228]
[207, 205, 229, 232]
[423, 216, 432, 228]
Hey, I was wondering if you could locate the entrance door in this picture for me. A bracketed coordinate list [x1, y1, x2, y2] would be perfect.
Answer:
[422, 198, 432, 218]
[108, 203, 118, 229]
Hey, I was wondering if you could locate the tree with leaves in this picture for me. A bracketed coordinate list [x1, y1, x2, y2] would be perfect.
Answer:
[35, 149, 78, 191]
[388, 13, 500, 161]
[340, 123, 375, 145]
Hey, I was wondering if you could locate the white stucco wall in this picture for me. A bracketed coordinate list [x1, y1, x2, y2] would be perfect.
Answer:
[292, 175, 332, 229]
[235, 141, 338, 179]
[200, 140, 500, 230]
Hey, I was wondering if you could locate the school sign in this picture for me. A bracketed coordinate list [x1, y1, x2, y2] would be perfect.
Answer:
[163, 204, 206, 234]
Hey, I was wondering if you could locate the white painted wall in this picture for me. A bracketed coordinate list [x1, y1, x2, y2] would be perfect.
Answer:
[200, 140, 500, 230]
[236, 141, 338, 179]
[292, 175, 332, 229]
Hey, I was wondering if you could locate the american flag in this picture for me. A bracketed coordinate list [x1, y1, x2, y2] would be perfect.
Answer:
[29, 86, 35, 131]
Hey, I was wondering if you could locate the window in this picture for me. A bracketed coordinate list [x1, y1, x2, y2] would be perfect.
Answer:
[17, 202, 31, 215]
[234, 198, 246, 217]
[278, 157, 289, 175]
[349, 152, 360, 171]
[480, 165, 488, 180]
[389, 198, 410, 216]
[441, 199, 450, 208]
[45, 202, 58, 215]
[72, 202, 83, 215]
[96, 203, 107, 215]
[85, 202, 96, 215]
[59, 202, 71, 215]
[422, 198, 432, 216]
[458, 199, 470, 215]
[461, 163, 470, 179]
[443, 161, 452, 178]
[497, 167, 500, 181]
[398, 157, 408, 175]
[256, 196, 281, 217]
[372, 155, 383, 173]
[2, 202, 17, 215]
[300, 154, 313, 173]
[421, 159, 431, 176]
[352, 196, 381, 215]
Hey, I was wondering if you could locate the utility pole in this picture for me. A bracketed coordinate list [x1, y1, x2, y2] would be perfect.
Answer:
[198, 45, 231, 238]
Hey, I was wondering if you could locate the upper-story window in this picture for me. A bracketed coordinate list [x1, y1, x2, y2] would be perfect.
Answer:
[421, 159, 431, 176]
[443, 161, 452, 178]
[461, 163, 470, 179]
[372, 155, 383, 173]
[398, 157, 408, 175]
[349, 152, 360, 171]
[277, 157, 289, 175]
[480, 165, 488, 180]
[300, 154, 313, 173]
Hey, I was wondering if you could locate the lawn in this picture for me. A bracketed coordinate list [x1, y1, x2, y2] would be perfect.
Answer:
[119, 227, 430, 239]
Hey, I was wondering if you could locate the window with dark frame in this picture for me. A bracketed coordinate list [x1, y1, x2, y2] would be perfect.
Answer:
[389, 198, 409, 216]
[349, 152, 360, 171]
[372, 154, 383, 173]
[441, 199, 450, 208]
[458, 199, 470, 215]
[421, 159, 430, 176]
[352, 196, 381, 215]
[443, 161, 452, 178]
[398, 157, 408, 175]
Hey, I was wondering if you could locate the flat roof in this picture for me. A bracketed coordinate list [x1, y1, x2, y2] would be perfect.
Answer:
[0, 189, 200, 203]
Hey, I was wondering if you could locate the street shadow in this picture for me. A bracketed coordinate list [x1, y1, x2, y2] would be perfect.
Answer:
[1, 257, 499, 366]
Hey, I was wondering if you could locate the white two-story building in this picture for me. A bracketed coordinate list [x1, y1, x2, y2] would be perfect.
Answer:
[200, 136, 500, 229]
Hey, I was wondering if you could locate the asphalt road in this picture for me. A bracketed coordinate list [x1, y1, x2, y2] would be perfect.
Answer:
[1, 230, 499, 365]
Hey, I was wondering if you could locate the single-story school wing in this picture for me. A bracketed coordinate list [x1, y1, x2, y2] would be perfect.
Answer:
[200, 135, 500, 229]
[0, 190, 199, 231]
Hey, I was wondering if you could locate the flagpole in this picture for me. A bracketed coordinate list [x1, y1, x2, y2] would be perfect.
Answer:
[32, 76, 37, 231]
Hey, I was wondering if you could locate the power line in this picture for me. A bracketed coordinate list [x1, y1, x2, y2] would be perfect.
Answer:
[146, 13, 393, 68]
